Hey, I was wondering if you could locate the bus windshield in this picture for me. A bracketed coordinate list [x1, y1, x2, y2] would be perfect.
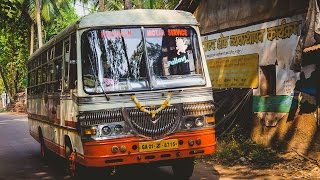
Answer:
[81, 26, 205, 93]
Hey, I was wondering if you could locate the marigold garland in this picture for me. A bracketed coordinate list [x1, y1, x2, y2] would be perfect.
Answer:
[131, 92, 172, 118]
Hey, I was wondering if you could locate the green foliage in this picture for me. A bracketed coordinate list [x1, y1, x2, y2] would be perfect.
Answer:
[44, 3, 79, 41]
[0, 0, 20, 28]
[24, 0, 77, 44]
[0, 0, 30, 98]
[24, 0, 70, 22]
[0, 78, 4, 93]
[0, 0, 78, 98]
[87, 0, 180, 11]
[0, 108, 6, 113]
[143, 0, 180, 9]
[210, 126, 280, 167]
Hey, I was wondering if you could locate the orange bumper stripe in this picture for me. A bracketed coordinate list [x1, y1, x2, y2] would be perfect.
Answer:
[78, 128, 216, 167]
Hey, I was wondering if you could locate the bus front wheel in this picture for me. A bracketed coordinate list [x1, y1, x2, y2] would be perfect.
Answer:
[65, 140, 78, 177]
[172, 157, 195, 179]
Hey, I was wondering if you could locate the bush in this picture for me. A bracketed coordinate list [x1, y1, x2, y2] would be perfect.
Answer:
[210, 126, 280, 167]
[14, 101, 26, 112]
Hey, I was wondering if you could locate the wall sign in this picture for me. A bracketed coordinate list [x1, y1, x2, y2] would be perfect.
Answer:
[207, 54, 259, 88]
[202, 15, 304, 94]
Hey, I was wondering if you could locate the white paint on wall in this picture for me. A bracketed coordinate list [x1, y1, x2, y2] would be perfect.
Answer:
[202, 14, 305, 96]
[301, 64, 316, 78]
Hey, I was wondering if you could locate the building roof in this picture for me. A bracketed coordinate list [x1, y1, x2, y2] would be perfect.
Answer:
[78, 9, 198, 29]
[174, 0, 201, 13]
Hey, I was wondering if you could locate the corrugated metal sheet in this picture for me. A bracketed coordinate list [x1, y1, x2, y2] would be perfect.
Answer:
[194, 0, 308, 34]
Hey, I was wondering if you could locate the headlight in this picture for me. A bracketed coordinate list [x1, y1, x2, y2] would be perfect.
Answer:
[184, 119, 194, 129]
[182, 116, 208, 130]
[114, 124, 123, 134]
[195, 117, 204, 127]
[98, 122, 130, 138]
[82, 122, 132, 140]
[102, 126, 112, 135]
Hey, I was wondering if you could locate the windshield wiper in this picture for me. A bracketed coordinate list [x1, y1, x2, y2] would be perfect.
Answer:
[87, 59, 110, 101]
[96, 78, 110, 101]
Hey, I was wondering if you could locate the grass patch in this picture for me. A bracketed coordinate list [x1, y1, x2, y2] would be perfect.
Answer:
[208, 126, 281, 168]
[0, 108, 6, 113]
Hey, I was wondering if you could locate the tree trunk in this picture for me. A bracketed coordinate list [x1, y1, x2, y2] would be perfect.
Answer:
[139, 0, 144, 8]
[0, 67, 14, 102]
[98, 0, 105, 12]
[14, 70, 19, 94]
[30, 22, 34, 56]
[35, 0, 42, 48]
[124, 0, 132, 9]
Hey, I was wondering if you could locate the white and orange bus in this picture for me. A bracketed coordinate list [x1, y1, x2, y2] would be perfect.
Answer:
[27, 9, 215, 178]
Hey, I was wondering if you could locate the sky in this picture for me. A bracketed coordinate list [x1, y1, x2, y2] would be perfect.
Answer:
[74, 1, 90, 17]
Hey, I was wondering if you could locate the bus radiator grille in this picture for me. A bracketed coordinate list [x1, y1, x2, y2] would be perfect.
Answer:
[126, 104, 182, 139]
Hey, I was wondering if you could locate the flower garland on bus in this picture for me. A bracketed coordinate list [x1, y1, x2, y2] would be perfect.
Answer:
[131, 92, 172, 118]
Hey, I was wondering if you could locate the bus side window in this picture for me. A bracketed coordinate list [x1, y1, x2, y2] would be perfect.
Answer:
[42, 65, 47, 92]
[63, 41, 70, 91]
[63, 33, 77, 91]
[54, 60, 62, 91]
[48, 64, 54, 92]
[54, 41, 63, 92]
[69, 34, 77, 89]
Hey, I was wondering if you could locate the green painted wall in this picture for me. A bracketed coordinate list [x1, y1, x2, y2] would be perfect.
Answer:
[253, 96, 297, 112]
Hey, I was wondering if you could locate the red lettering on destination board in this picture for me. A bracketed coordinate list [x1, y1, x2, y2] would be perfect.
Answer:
[101, 30, 133, 38]
[146, 29, 165, 37]
[168, 29, 188, 37]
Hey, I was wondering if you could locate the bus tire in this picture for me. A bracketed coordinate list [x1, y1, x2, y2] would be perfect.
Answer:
[64, 138, 77, 177]
[65, 138, 87, 178]
[39, 129, 47, 160]
[172, 157, 194, 179]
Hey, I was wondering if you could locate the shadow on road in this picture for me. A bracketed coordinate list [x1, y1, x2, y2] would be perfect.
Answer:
[42, 152, 186, 180]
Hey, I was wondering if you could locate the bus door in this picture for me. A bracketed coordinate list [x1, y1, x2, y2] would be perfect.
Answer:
[61, 34, 77, 129]
[47, 41, 63, 125]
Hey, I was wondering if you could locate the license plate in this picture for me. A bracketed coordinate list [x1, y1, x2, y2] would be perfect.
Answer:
[139, 139, 179, 152]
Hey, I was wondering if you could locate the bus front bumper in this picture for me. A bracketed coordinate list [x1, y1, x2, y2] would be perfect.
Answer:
[77, 128, 215, 167]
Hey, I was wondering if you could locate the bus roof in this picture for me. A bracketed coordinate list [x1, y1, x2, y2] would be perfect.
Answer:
[78, 9, 198, 28]
[29, 9, 198, 60]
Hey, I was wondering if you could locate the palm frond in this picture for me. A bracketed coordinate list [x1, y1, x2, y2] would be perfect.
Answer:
[106, 0, 123, 11]
[47, 0, 62, 17]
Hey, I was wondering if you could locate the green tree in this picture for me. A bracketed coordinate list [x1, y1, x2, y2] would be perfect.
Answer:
[0, 0, 30, 101]
[105, 0, 179, 11]
[78, 0, 179, 12]
[44, 3, 79, 41]
[0, 0, 78, 102]
[24, 0, 70, 50]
